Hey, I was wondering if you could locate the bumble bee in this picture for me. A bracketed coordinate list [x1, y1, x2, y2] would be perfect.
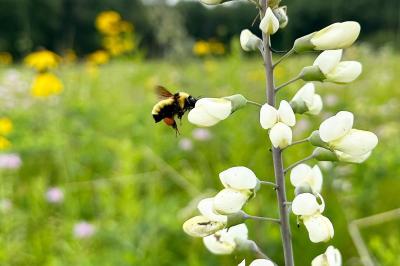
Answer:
[152, 86, 197, 134]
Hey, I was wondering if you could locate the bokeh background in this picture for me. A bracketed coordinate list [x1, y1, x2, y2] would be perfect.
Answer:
[0, 0, 399, 265]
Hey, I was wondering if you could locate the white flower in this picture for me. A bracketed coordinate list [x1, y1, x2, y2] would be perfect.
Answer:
[292, 193, 325, 216]
[213, 188, 251, 214]
[303, 214, 334, 243]
[183, 215, 226, 237]
[313, 50, 362, 83]
[188, 98, 232, 127]
[318, 111, 378, 161]
[260, 100, 295, 149]
[269, 122, 292, 149]
[198, 198, 227, 223]
[273, 6, 288, 29]
[219, 166, 259, 190]
[290, 164, 323, 193]
[291, 83, 323, 115]
[259, 8, 279, 35]
[240, 29, 261, 52]
[203, 223, 248, 254]
[311, 21, 361, 50]
[312, 246, 342, 266]
[239, 259, 275, 266]
[260, 100, 295, 129]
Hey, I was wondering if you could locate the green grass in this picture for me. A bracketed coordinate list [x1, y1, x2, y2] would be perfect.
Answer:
[0, 47, 399, 265]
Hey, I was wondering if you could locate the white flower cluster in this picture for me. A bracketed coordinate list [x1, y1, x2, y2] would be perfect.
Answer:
[183, 167, 259, 248]
[290, 164, 334, 243]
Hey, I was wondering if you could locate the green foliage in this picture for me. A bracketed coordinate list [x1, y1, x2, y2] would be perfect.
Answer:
[0, 48, 399, 265]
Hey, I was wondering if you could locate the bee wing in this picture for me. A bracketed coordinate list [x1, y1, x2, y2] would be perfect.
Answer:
[155, 85, 174, 99]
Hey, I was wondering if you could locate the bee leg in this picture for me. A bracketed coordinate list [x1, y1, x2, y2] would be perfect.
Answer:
[172, 120, 180, 136]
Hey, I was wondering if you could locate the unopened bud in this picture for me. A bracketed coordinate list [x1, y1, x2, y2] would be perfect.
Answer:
[183, 216, 226, 237]
[273, 6, 288, 29]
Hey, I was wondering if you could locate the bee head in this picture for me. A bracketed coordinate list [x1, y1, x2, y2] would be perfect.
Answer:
[187, 95, 197, 107]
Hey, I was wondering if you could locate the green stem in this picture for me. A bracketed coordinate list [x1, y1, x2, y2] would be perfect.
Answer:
[259, 180, 278, 188]
[284, 154, 315, 174]
[244, 214, 281, 224]
[282, 137, 310, 150]
[275, 74, 302, 92]
[273, 48, 295, 68]
[247, 100, 263, 107]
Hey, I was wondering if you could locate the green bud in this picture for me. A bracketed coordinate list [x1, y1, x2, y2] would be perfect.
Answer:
[312, 148, 338, 162]
[309, 130, 328, 148]
[300, 65, 326, 82]
[293, 33, 315, 53]
[224, 94, 248, 113]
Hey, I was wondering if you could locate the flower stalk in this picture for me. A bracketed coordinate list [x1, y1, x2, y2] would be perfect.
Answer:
[261, 0, 295, 265]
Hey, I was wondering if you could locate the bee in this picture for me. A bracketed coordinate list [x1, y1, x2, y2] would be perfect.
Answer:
[152, 85, 197, 134]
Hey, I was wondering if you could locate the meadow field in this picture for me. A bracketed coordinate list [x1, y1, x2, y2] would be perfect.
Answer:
[0, 46, 399, 265]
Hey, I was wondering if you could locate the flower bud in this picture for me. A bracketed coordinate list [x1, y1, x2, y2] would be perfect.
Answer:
[303, 214, 334, 243]
[292, 193, 325, 216]
[293, 21, 360, 52]
[291, 83, 323, 115]
[269, 122, 292, 149]
[213, 188, 251, 214]
[312, 246, 342, 266]
[188, 97, 232, 127]
[240, 29, 262, 52]
[259, 8, 279, 35]
[198, 198, 228, 223]
[183, 216, 226, 237]
[273, 6, 288, 29]
[319, 111, 354, 142]
[219, 166, 259, 190]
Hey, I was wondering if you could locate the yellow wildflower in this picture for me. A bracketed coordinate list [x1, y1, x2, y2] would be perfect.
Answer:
[0, 118, 13, 136]
[103, 36, 134, 56]
[0, 136, 11, 150]
[31, 73, 63, 97]
[119, 21, 134, 33]
[0, 52, 12, 65]
[209, 41, 225, 55]
[95, 11, 122, 35]
[25, 50, 60, 72]
[193, 41, 210, 56]
[86, 50, 110, 65]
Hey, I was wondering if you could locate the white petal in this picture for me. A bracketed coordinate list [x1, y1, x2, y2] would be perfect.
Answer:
[197, 198, 228, 223]
[311, 165, 323, 193]
[249, 259, 275, 266]
[292, 83, 315, 106]
[240, 29, 261, 52]
[278, 100, 296, 126]
[313, 50, 343, 74]
[226, 223, 248, 241]
[331, 129, 378, 156]
[219, 166, 259, 190]
[183, 216, 226, 237]
[239, 260, 246, 266]
[311, 21, 361, 50]
[259, 8, 279, 35]
[290, 164, 312, 187]
[195, 98, 232, 120]
[303, 214, 334, 243]
[213, 188, 249, 214]
[203, 230, 236, 254]
[336, 151, 371, 163]
[319, 111, 354, 142]
[308, 94, 323, 115]
[260, 103, 278, 129]
[326, 246, 342, 266]
[292, 193, 324, 216]
[269, 122, 292, 149]
[311, 254, 326, 266]
[326, 61, 362, 83]
[188, 106, 221, 127]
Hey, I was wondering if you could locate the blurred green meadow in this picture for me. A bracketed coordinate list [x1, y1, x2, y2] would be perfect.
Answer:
[0, 46, 400, 266]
